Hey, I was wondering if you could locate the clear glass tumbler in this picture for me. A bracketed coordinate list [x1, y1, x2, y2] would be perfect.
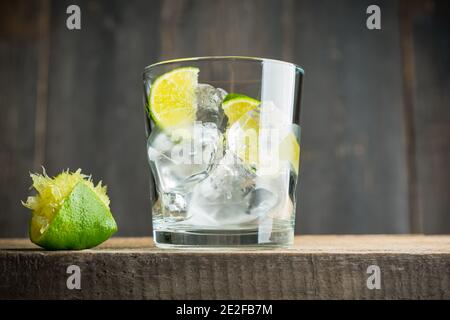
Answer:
[142, 56, 303, 247]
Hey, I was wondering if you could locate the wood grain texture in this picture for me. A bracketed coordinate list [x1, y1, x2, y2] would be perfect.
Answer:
[0, 0, 41, 237]
[1, 0, 449, 237]
[33, 0, 51, 170]
[44, 0, 162, 236]
[159, 0, 284, 59]
[411, 0, 450, 233]
[293, 0, 409, 233]
[399, 0, 423, 233]
[1, 236, 449, 299]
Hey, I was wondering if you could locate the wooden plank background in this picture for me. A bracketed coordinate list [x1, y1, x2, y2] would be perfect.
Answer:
[1, 236, 450, 299]
[0, 0, 449, 237]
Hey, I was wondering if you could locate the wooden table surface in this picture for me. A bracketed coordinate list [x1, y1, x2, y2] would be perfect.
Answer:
[1, 235, 449, 299]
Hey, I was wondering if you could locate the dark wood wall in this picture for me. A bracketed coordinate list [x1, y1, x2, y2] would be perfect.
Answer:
[1, 0, 449, 237]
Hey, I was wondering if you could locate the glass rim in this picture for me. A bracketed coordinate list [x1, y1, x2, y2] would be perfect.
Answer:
[143, 56, 305, 75]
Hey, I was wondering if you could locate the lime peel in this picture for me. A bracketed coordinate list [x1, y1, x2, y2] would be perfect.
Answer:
[22, 168, 117, 250]
[222, 94, 260, 125]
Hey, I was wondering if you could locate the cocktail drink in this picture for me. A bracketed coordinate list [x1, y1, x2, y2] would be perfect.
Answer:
[143, 57, 303, 247]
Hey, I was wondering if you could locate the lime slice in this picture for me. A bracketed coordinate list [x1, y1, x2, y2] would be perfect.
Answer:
[280, 133, 301, 174]
[222, 94, 260, 125]
[227, 104, 301, 174]
[148, 67, 199, 129]
[227, 110, 260, 167]
[23, 169, 117, 250]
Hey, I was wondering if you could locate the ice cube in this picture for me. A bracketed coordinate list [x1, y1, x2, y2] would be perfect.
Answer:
[147, 122, 223, 193]
[161, 191, 189, 214]
[259, 101, 291, 139]
[246, 188, 278, 243]
[186, 152, 259, 227]
[196, 83, 228, 130]
[246, 188, 278, 216]
[226, 101, 293, 176]
[252, 165, 291, 219]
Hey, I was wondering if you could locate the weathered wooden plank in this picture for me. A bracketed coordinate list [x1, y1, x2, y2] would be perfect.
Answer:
[399, 0, 423, 233]
[159, 0, 284, 59]
[0, 236, 449, 299]
[0, 0, 42, 237]
[293, 0, 409, 233]
[411, 0, 450, 233]
[1, 0, 448, 238]
[44, 0, 162, 236]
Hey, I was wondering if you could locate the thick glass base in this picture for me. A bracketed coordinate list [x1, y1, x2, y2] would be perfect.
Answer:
[153, 228, 294, 248]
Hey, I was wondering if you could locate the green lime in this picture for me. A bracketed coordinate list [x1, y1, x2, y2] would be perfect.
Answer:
[23, 169, 117, 250]
[221, 93, 260, 125]
[148, 67, 199, 129]
[225, 95, 301, 174]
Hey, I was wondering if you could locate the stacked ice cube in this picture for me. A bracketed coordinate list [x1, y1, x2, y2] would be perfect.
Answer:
[147, 82, 291, 228]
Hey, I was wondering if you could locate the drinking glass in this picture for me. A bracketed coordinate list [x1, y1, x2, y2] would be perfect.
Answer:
[142, 56, 303, 247]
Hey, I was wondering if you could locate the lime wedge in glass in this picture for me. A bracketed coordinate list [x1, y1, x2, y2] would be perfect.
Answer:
[148, 67, 199, 130]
